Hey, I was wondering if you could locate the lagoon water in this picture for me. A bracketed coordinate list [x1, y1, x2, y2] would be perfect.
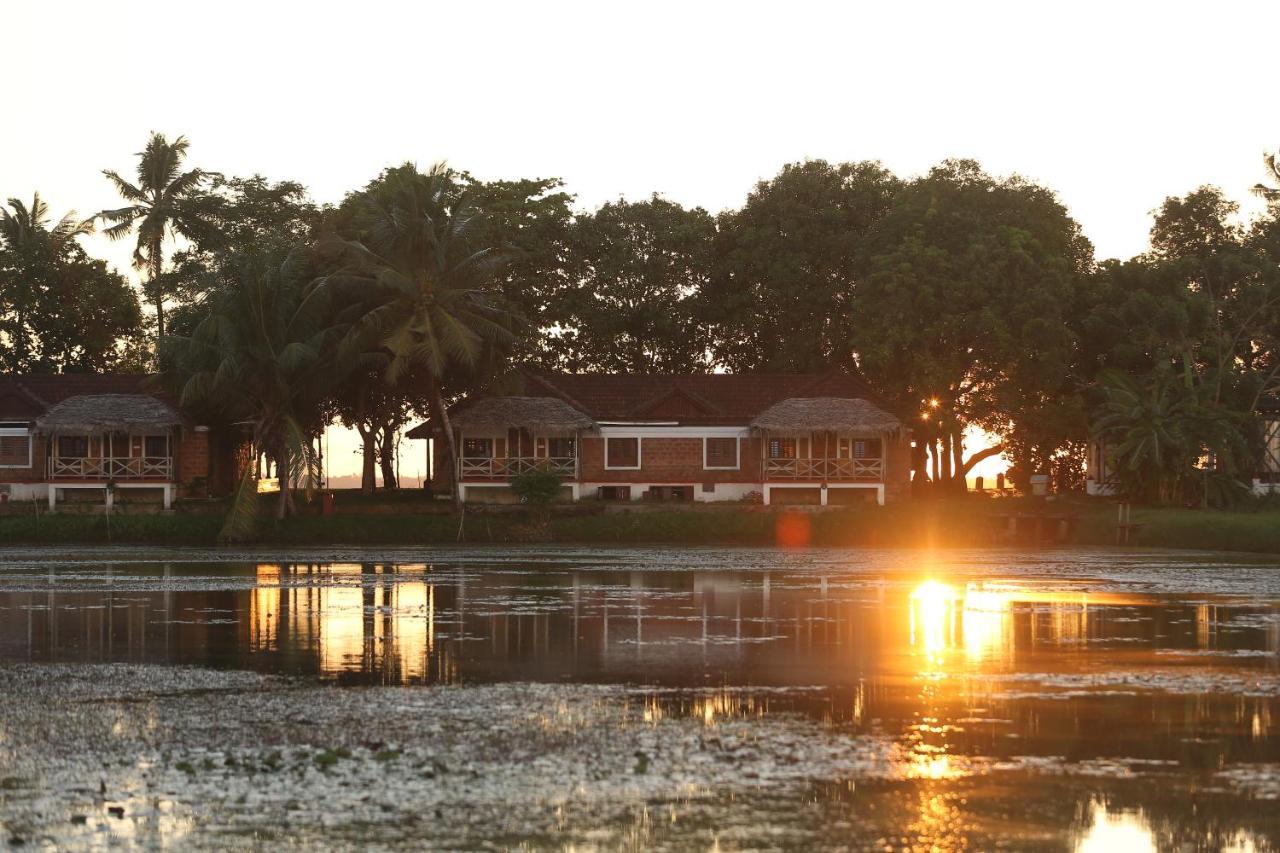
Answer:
[1, 546, 1278, 849]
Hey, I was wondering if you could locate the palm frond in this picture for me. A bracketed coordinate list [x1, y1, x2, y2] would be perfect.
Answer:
[217, 466, 260, 544]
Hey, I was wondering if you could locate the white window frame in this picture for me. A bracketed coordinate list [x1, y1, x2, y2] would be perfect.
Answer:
[702, 436, 740, 470]
[0, 426, 33, 469]
[604, 436, 642, 470]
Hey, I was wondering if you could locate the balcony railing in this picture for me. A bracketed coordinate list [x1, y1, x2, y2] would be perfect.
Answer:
[49, 456, 174, 481]
[458, 456, 577, 480]
[765, 458, 883, 481]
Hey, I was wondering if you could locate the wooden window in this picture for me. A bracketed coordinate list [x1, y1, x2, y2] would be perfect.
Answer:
[853, 439, 881, 459]
[0, 428, 31, 468]
[704, 437, 739, 469]
[768, 438, 797, 460]
[548, 437, 576, 458]
[58, 436, 89, 458]
[462, 438, 493, 458]
[605, 437, 640, 469]
[144, 435, 169, 458]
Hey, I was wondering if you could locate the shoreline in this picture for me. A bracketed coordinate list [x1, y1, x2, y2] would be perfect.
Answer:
[0, 500, 1279, 556]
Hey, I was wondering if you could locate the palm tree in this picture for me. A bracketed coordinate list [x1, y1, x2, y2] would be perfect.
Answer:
[1, 194, 97, 370]
[0, 193, 95, 251]
[1253, 149, 1280, 204]
[166, 252, 343, 531]
[99, 133, 210, 341]
[1093, 369, 1247, 505]
[312, 164, 516, 513]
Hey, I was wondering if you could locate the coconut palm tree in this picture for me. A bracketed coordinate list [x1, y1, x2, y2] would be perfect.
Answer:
[311, 164, 517, 512]
[1253, 150, 1280, 204]
[1093, 368, 1247, 505]
[166, 251, 344, 532]
[98, 133, 211, 341]
[0, 193, 95, 251]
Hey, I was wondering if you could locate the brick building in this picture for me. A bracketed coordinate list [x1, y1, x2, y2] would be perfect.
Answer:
[408, 370, 911, 506]
[0, 374, 238, 510]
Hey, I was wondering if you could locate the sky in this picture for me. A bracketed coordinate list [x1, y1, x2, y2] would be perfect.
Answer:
[6, 0, 1280, 480]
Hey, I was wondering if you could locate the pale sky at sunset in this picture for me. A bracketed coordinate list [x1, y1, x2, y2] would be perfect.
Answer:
[6, 0, 1279, 480]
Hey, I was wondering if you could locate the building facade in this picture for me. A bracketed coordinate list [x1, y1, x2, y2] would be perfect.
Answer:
[409, 371, 911, 506]
[0, 375, 235, 510]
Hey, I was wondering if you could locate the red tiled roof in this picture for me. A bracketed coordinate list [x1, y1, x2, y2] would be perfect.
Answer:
[0, 374, 163, 421]
[528, 372, 873, 424]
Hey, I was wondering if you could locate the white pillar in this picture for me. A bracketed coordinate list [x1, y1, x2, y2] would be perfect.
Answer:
[876, 485, 885, 506]
[104, 488, 113, 511]
[162, 484, 172, 510]
[763, 485, 772, 506]
[47, 486, 56, 511]
[820, 486, 829, 507]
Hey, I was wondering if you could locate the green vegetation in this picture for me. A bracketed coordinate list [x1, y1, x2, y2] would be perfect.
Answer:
[3, 499, 1277, 555]
[6, 135, 1280, 519]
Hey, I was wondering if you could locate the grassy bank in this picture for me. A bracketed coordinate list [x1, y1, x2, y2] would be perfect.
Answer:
[1, 500, 1279, 553]
[0, 502, 996, 548]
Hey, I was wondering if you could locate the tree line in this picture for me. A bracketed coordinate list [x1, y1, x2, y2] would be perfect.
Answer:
[3, 133, 1279, 513]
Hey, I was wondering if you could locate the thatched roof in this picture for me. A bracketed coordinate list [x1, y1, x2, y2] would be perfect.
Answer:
[750, 397, 901, 433]
[35, 394, 184, 433]
[449, 396, 595, 433]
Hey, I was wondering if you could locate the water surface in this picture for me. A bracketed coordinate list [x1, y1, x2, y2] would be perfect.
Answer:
[1, 546, 1278, 849]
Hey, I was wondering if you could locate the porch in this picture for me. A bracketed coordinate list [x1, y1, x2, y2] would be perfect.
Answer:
[750, 397, 904, 507]
[34, 393, 185, 511]
[459, 455, 578, 480]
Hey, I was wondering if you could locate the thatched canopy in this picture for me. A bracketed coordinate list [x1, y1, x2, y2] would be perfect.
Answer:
[449, 396, 596, 433]
[35, 394, 184, 434]
[750, 397, 901, 433]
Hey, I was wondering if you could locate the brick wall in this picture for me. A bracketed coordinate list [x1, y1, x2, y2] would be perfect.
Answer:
[580, 436, 762, 484]
[883, 435, 913, 503]
[177, 428, 210, 496]
[0, 434, 46, 483]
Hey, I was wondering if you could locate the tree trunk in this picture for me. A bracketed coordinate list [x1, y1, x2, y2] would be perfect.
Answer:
[428, 375, 463, 514]
[356, 423, 376, 494]
[379, 424, 398, 490]
[150, 241, 165, 343]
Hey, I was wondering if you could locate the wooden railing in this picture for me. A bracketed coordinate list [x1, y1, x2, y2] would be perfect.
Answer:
[765, 458, 883, 481]
[458, 456, 577, 479]
[49, 456, 173, 480]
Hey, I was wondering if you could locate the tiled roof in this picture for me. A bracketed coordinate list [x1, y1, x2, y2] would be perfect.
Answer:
[0, 374, 163, 422]
[521, 370, 883, 426]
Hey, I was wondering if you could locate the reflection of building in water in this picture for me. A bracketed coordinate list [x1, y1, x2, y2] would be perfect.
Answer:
[908, 581, 1164, 666]
[248, 564, 437, 683]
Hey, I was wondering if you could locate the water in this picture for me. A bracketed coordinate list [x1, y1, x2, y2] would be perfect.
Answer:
[1, 546, 1278, 849]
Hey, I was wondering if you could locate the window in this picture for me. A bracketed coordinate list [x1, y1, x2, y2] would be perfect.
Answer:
[462, 438, 493, 458]
[704, 437, 739, 469]
[57, 436, 89, 458]
[0, 425, 31, 468]
[548, 437, 576, 458]
[853, 439, 882, 459]
[144, 435, 169, 458]
[605, 437, 640, 469]
[768, 438, 797, 460]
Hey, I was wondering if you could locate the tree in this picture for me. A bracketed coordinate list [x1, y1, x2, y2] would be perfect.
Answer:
[1253, 148, 1280, 204]
[166, 175, 321, 336]
[0, 195, 143, 372]
[313, 163, 516, 512]
[550, 195, 715, 371]
[99, 132, 212, 342]
[460, 175, 575, 365]
[1093, 368, 1248, 506]
[706, 160, 901, 371]
[853, 160, 1094, 492]
[166, 252, 340, 525]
